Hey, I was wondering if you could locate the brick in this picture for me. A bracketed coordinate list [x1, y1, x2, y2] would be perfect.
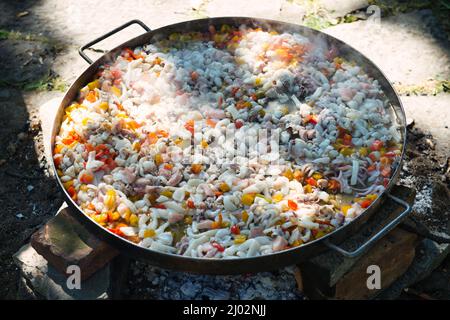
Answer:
[31, 204, 119, 281]
[13, 243, 110, 300]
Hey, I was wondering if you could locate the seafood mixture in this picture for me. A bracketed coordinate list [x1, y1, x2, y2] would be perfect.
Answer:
[54, 25, 402, 258]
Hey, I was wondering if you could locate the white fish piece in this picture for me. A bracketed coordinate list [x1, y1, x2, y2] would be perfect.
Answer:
[172, 187, 186, 202]
[119, 226, 138, 237]
[223, 195, 239, 211]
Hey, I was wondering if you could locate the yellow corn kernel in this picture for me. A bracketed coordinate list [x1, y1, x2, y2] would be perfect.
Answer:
[81, 117, 91, 126]
[154, 154, 163, 166]
[129, 214, 139, 227]
[359, 147, 369, 157]
[304, 184, 313, 194]
[144, 229, 156, 238]
[65, 103, 78, 113]
[79, 184, 88, 192]
[341, 204, 352, 216]
[87, 79, 99, 90]
[272, 192, 284, 203]
[184, 216, 193, 224]
[312, 172, 323, 180]
[94, 213, 108, 224]
[201, 139, 208, 148]
[54, 144, 64, 154]
[241, 193, 256, 206]
[283, 169, 294, 181]
[366, 194, 378, 201]
[333, 57, 344, 65]
[234, 234, 247, 244]
[314, 230, 326, 239]
[291, 240, 302, 247]
[57, 169, 63, 176]
[111, 86, 121, 97]
[340, 147, 354, 156]
[63, 180, 74, 189]
[242, 210, 249, 222]
[116, 112, 128, 118]
[255, 77, 262, 86]
[104, 189, 116, 211]
[174, 137, 183, 145]
[132, 141, 141, 152]
[108, 211, 120, 221]
[219, 182, 230, 193]
[99, 101, 109, 111]
[160, 189, 173, 198]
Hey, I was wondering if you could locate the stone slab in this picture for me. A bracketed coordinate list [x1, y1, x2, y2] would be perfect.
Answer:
[13, 243, 110, 300]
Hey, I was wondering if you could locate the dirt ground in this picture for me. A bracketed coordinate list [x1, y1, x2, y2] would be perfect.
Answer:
[0, 0, 449, 300]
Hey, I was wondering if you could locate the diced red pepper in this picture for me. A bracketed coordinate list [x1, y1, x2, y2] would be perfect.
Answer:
[327, 179, 341, 193]
[287, 199, 298, 211]
[212, 242, 224, 252]
[184, 119, 195, 135]
[187, 199, 196, 209]
[235, 119, 244, 129]
[111, 69, 122, 80]
[360, 199, 372, 208]
[80, 172, 94, 184]
[67, 186, 77, 200]
[381, 166, 391, 177]
[231, 87, 239, 96]
[368, 152, 379, 162]
[230, 225, 240, 235]
[305, 177, 317, 187]
[108, 227, 124, 237]
[153, 204, 166, 209]
[305, 114, 318, 125]
[370, 140, 384, 151]
[124, 48, 140, 60]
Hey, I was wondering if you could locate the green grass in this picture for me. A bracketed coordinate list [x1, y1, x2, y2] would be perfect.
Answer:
[0, 29, 50, 43]
[0, 74, 68, 92]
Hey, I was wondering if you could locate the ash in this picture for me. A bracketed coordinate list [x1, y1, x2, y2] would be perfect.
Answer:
[127, 261, 304, 300]
[399, 171, 434, 216]
[412, 183, 434, 215]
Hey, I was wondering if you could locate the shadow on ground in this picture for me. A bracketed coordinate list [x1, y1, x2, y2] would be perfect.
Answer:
[0, 0, 64, 299]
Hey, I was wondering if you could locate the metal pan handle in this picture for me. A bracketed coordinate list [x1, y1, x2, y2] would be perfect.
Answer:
[78, 19, 151, 64]
[323, 193, 412, 258]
